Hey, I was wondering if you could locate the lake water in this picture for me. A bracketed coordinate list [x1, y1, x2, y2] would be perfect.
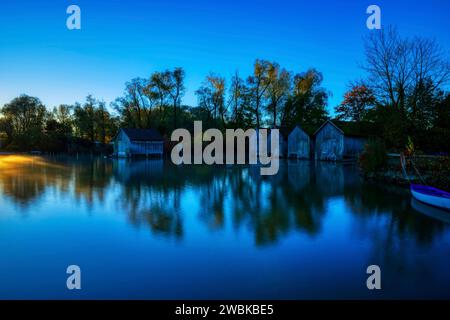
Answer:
[0, 155, 449, 299]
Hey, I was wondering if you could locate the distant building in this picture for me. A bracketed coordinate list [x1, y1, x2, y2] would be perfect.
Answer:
[314, 120, 367, 161]
[288, 125, 310, 159]
[113, 128, 164, 157]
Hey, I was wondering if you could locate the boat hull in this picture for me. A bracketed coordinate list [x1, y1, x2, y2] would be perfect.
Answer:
[412, 199, 450, 223]
[411, 185, 450, 211]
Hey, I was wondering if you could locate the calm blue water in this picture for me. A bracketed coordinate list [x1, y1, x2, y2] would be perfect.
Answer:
[0, 156, 449, 299]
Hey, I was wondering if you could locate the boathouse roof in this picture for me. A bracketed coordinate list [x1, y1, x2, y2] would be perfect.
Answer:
[121, 128, 164, 141]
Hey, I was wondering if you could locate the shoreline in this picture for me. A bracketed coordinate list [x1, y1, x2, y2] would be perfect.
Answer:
[362, 155, 450, 192]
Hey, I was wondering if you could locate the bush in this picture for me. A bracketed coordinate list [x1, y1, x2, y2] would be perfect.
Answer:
[412, 127, 450, 154]
[412, 156, 450, 192]
[359, 139, 388, 173]
[4, 142, 21, 152]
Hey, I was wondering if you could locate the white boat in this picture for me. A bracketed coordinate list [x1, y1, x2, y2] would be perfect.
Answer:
[411, 184, 450, 211]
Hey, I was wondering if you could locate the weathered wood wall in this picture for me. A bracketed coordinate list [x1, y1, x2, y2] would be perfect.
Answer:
[114, 130, 131, 156]
[113, 129, 163, 157]
[315, 122, 344, 161]
[344, 136, 366, 158]
[288, 126, 310, 159]
[130, 141, 164, 155]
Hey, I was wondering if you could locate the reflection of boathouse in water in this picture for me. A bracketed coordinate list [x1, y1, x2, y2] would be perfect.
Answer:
[113, 159, 164, 183]
[287, 160, 312, 191]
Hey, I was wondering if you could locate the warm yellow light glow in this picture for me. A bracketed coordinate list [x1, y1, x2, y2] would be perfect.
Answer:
[0, 155, 63, 170]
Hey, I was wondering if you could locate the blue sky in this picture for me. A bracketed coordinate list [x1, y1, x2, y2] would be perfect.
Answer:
[1, 0, 450, 115]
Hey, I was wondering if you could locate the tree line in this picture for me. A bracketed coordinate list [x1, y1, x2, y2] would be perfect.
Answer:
[111, 60, 329, 133]
[0, 94, 118, 152]
[0, 27, 449, 153]
[0, 62, 330, 153]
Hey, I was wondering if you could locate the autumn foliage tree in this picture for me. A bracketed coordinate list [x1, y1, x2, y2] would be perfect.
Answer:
[335, 85, 376, 122]
[281, 69, 329, 128]
[195, 73, 227, 127]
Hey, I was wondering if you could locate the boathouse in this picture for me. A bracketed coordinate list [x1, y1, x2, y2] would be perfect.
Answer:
[287, 125, 310, 159]
[113, 128, 164, 157]
[314, 120, 367, 161]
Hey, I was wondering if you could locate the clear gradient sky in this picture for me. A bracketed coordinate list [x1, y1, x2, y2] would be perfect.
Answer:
[1, 0, 450, 115]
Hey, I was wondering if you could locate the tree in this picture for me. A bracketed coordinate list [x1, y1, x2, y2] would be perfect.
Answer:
[0, 117, 13, 146]
[228, 71, 246, 127]
[196, 83, 215, 124]
[247, 60, 273, 128]
[282, 69, 329, 127]
[112, 76, 157, 130]
[124, 78, 155, 128]
[363, 27, 450, 113]
[52, 104, 73, 137]
[70, 95, 118, 147]
[73, 95, 97, 142]
[363, 27, 411, 111]
[96, 100, 109, 144]
[147, 71, 170, 121]
[44, 118, 70, 152]
[114, 68, 185, 132]
[363, 27, 450, 148]
[434, 92, 450, 129]
[1, 95, 47, 150]
[335, 84, 376, 122]
[408, 79, 438, 130]
[53, 104, 72, 125]
[166, 67, 185, 129]
[195, 73, 226, 127]
[409, 37, 450, 121]
[266, 65, 291, 127]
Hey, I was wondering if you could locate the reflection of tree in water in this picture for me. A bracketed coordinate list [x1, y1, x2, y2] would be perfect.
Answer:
[112, 161, 232, 238]
[117, 161, 448, 247]
[224, 166, 292, 245]
[0, 156, 72, 208]
[70, 158, 114, 207]
[343, 182, 447, 246]
[313, 162, 346, 196]
[197, 169, 228, 230]
[0, 167, 48, 207]
[1, 156, 447, 248]
[196, 162, 329, 246]
[284, 161, 328, 236]
[342, 180, 449, 286]
[118, 185, 183, 239]
[0, 156, 114, 209]
[237, 165, 300, 245]
[113, 160, 183, 239]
